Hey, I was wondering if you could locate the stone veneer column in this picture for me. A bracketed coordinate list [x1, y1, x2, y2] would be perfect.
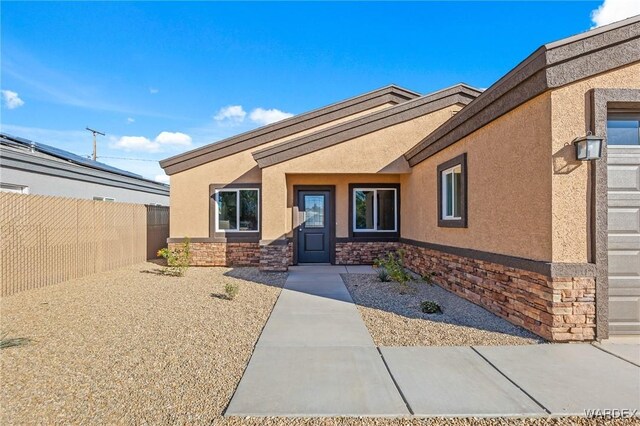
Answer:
[259, 240, 292, 272]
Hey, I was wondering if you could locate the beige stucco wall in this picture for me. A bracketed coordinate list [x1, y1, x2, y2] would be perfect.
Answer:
[401, 93, 554, 261]
[550, 62, 640, 262]
[402, 62, 640, 264]
[285, 174, 401, 239]
[260, 105, 464, 240]
[168, 103, 396, 238]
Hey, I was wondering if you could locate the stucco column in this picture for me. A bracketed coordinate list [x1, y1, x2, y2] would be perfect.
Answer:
[259, 167, 291, 271]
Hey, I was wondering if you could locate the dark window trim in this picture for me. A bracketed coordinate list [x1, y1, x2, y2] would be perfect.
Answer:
[348, 183, 401, 240]
[437, 153, 467, 228]
[292, 185, 336, 265]
[209, 183, 261, 243]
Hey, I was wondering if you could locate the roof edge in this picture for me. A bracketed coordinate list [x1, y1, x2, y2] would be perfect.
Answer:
[404, 14, 640, 166]
[160, 84, 420, 174]
[252, 84, 480, 168]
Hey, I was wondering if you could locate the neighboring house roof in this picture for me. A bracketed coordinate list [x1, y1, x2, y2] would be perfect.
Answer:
[0, 133, 170, 196]
[160, 85, 420, 174]
[252, 84, 482, 168]
[404, 15, 640, 166]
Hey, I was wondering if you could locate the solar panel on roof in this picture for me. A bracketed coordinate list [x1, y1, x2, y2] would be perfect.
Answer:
[0, 132, 145, 180]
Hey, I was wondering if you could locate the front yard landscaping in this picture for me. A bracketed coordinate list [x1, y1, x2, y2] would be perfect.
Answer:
[1, 263, 628, 426]
[0, 262, 286, 424]
[342, 273, 544, 346]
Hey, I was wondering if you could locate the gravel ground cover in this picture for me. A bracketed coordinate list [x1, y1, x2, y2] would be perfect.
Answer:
[1, 264, 622, 425]
[342, 273, 543, 346]
[0, 262, 286, 424]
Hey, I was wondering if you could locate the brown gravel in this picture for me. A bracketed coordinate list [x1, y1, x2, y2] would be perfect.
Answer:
[342, 274, 543, 347]
[0, 262, 286, 424]
[1, 264, 625, 425]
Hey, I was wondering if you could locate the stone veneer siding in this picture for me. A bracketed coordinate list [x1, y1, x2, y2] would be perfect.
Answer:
[401, 243, 596, 342]
[169, 242, 260, 266]
[259, 241, 293, 272]
[335, 241, 400, 265]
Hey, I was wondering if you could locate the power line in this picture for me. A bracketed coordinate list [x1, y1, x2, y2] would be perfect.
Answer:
[98, 156, 159, 162]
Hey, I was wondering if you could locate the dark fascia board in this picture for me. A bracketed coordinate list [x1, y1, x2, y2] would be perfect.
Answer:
[405, 15, 640, 166]
[252, 84, 482, 168]
[1, 147, 170, 196]
[160, 85, 420, 175]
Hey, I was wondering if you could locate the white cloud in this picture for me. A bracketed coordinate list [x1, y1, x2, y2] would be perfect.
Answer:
[1, 90, 25, 109]
[113, 136, 160, 153]
[149, 87, 159, 94]
[155, 174, 170, 184]
[112, 131, 192, 153]
[249, 108, 294, 125]
[127, 117, 135, 124]
[155, 131, 192, 146]
[591, 0, 640, 28]
[214, 105, 246, 123]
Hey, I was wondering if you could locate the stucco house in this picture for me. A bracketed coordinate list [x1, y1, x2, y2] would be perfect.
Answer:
[161, 16, 640, 342]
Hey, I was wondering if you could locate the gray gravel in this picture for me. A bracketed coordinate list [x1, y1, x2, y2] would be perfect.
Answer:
[342, 274, 543, 346]
[0, 262, 285, 424]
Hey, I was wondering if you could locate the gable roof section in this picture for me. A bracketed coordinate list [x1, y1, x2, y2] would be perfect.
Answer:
[160, 85, 420, 175]
[252, 84, 481, 168]
[405, 14, 640, 166]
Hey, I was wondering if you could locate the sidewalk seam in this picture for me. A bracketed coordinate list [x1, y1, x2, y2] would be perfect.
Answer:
[470, 346, 551, 415]
[591, 343, 640, 367]
[377, 347, 415, 415]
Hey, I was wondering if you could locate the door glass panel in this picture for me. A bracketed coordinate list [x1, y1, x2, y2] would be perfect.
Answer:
[304, 195, 324, 228]
[355, 190, 375, 230]
[377, 190, 396, 230]
[607, 113, 640, 146]
[217, 191, 237, 230]
[239, 190, 258, 231]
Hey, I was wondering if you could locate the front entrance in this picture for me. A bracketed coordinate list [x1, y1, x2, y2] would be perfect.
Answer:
[297, 189, 333, 263]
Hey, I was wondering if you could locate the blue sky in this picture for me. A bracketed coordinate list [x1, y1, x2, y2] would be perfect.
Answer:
[1, 1, 636, 182]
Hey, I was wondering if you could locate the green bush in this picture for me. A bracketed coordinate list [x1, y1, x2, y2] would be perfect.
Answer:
[420, 300, 442, 314]
[225, 282, 239, 300]
[374, 249, 411, 291]
[376, 268, 391, 282]
[157, 237, 191, 277]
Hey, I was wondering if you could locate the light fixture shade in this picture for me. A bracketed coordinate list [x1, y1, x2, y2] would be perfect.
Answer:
[574, 134, 603, 161]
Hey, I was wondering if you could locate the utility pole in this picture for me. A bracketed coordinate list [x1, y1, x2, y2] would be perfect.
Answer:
[86, 127, 105, 161]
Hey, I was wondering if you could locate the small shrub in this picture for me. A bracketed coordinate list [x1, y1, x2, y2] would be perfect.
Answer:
[422, 271, 437, 285]
[420, 300, 442, 314]
[225, 282, 239, 300]
[376, 268, 391, 282]
[0, 332, 30, 350]
[157, 237, 191, 277]
[374, 249, 411, 291]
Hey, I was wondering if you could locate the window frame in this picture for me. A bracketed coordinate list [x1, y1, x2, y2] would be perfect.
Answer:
[0, 183, 29, 194]
[213, 187, 260, 233]
[607, 111, 640, 146]
[437, 153, 467, 228]
[348, 183, 400, 240]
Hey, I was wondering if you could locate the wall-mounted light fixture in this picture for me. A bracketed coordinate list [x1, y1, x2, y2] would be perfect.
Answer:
[574, 132, 604, 161]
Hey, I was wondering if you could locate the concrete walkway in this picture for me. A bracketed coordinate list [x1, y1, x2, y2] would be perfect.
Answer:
[226, 266, 640, 418]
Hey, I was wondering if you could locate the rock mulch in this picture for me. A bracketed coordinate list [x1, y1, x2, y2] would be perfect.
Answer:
[2, 264, 623, 425]
[0, 263, 285, 424]
[342, 273, 543, 347]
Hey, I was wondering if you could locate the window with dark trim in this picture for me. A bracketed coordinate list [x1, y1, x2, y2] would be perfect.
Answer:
[209, 183, 261, 242]
[437, 153, 467, 228]
[348, 183, 400, 239]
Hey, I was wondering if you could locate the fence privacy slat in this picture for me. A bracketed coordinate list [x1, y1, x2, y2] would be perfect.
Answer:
[0, 193, 168, 297]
